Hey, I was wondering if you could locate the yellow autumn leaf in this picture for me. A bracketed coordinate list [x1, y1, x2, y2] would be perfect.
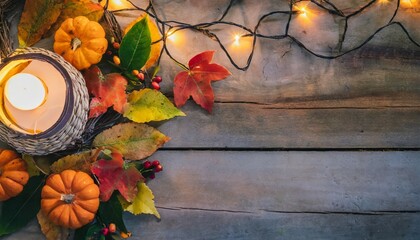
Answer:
[18, 0, 63, 47]
[119, 182, 160, 219]
[50, 150, 95, 173]
[93, 122, 170, 160]
[37, 211, 69, 240]
[45, 0, 104, 37]
[124, 89, 185, 123]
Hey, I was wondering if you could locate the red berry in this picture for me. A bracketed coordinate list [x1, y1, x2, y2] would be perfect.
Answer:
[153, 76, 162, 83]
[109, 223, 116, 233]
[154, 164, 163, 172]
[101, 228, 109, 236]
[152, 81, 160, 90]
[149, 173, 156, 179]
[152, 160, 160, 167]
[143, 161, 152, 169]
[106, 50, 112, 55]
[136, 72, 145, 81]
[113, 42, 120, 49]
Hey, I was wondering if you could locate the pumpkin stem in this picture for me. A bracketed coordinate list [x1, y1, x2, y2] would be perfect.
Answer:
[71, 38, 82, 51]
[61, 193, 75, 204]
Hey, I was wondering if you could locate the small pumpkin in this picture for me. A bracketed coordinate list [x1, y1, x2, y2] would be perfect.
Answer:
[54, 16, 108, 70]
[41, 170, 100, 229]
[0, 148, 29, 201]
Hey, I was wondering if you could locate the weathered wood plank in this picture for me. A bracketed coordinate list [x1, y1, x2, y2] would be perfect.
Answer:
[146, 151, 420, 212]
[157, 26, 420, 106]
[159, 102, 420, 149]
[3, 151, 420, 239]
[5, 211, 420, 240]
[125, 210, 420, 240]
[6, 211, 420, 240]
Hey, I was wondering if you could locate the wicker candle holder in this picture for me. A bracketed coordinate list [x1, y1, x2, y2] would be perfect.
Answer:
[0, 47, 89, 155]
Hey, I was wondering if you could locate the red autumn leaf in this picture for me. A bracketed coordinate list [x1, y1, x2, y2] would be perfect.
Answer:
[173, 51, 231, 112]
[83, 66, 127, 118]
[91, 150, 144, 202]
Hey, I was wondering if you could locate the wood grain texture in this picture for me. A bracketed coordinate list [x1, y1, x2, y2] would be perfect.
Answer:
[159, 102, 420, 149]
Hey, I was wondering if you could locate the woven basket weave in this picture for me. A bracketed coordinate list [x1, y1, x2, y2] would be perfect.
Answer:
[0, 47, 89, 155]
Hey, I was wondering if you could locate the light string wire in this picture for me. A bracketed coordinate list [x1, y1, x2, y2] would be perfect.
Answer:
[109, 0, 420, 71]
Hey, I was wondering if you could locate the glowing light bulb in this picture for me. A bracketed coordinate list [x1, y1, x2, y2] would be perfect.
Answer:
[300, 7, 308, 17]
[5, 73, 46, 111]
[113, 0, 124, 6]
[234, 34, 241, 46]
[167, 30, 177, 42]
[401, 0, 413, 7]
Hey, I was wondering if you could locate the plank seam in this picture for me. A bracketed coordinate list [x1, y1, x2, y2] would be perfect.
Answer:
[160, 148, 420, 152]
[157, 207, 420, 216]
[260, 209, 420, 216]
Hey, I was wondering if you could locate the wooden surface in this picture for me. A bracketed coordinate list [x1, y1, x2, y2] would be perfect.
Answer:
[4, 0, 420, 239]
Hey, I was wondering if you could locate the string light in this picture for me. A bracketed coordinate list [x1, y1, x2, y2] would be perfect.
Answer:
[401, 0, 414, 7]
[113, 0, 123, 6]
[166, 30, 176, 42]
[299, 7, 308, 18]
[104, 0, 130, 10]
[233, 34, 241, 46]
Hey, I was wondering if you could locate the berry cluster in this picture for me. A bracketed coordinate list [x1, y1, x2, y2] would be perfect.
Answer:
[99, 223, 131, 239]
[106, 38, 163, 91]
[140, 160, 163, 180]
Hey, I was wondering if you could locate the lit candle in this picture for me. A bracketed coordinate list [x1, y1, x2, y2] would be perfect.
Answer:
[0, 59, 66, 134]
[4, 73, 46, 111]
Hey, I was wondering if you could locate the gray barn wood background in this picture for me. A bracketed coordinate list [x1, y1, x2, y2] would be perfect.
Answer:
[3, 0, 420, 239]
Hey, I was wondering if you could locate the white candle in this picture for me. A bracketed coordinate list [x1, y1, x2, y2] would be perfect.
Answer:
[5, 73, 46, 111]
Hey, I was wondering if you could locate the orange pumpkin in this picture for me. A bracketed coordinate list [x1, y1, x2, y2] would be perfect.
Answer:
[0, 148, 29, 201]
[54, 16, 108, 70]
[41, 170, 100, 229]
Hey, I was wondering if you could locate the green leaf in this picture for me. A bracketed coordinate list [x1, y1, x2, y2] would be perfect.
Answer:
[97, 193, 129, 235]
[0, 175, 44, 236]
[118, 182, 160, 219]
[93, 122, 170, 160]
[73, 220, 103, 240]
[119, 17, 152, 72]
[124, 89, 185, 123]
[22, 154, 40, 177]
